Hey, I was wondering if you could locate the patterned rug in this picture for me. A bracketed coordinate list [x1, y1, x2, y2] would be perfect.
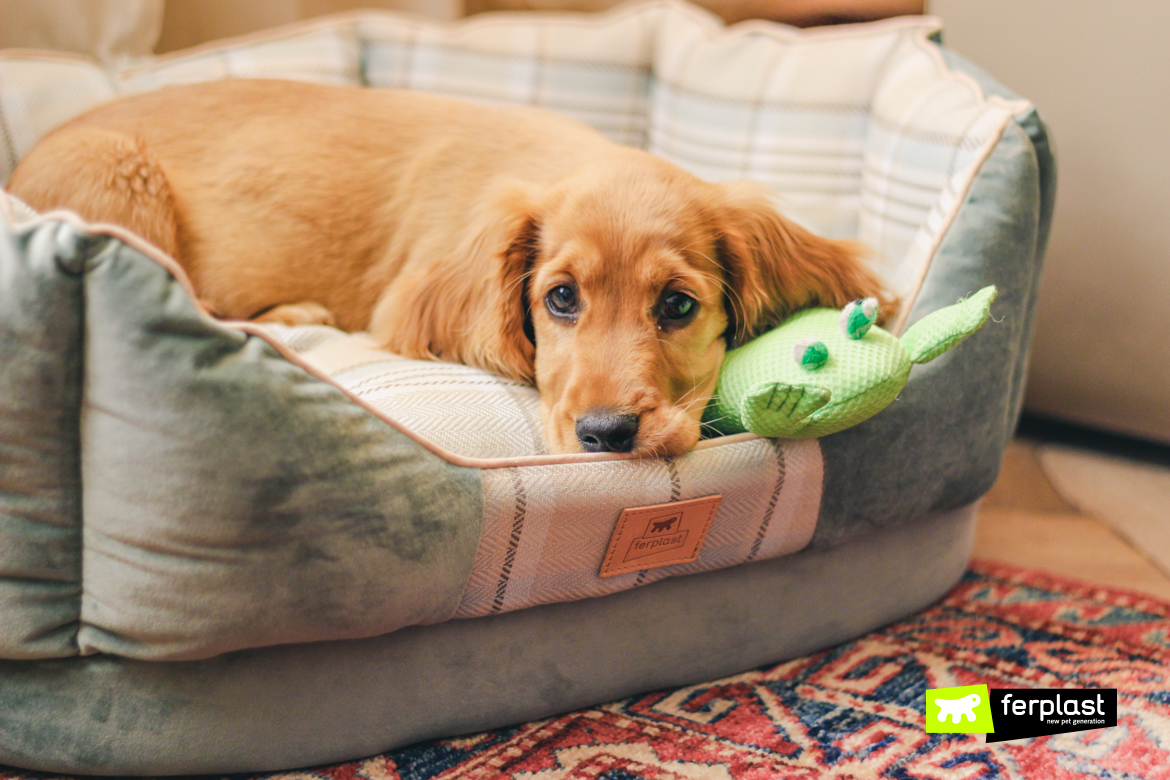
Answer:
[4, 559, 1170, 780]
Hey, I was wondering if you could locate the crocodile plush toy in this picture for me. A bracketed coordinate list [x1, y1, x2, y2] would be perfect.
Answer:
[704, 285, 997, 439]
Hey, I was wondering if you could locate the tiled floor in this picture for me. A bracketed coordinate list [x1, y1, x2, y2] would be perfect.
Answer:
[974, 438, 1170, 601]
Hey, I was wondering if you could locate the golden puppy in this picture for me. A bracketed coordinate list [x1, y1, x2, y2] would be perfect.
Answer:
[8, 79, 892, 456]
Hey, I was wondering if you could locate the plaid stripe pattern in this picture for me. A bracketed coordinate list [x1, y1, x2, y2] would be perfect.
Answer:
[118, 26, 363, 94]
[357, 11, 655, 147]
[0, 1, 1030, 615]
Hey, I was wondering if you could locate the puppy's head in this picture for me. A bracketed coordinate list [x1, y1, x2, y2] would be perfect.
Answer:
[382, 151, 892, 457]
[526, 159, 730, 457]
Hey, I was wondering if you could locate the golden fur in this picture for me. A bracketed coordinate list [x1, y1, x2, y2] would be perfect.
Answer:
[9, 78, 893, 457]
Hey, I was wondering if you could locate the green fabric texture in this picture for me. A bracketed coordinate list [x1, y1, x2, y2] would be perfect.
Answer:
[705, 286, 998, 439]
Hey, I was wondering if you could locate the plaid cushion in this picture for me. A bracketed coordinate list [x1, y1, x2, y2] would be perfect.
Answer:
[118, 25, 363, 93]
[357, 11, 654, 147]
[282, 331, 546, 459]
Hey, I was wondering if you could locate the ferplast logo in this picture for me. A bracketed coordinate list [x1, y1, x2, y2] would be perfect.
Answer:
[985, 689, 1117, 743]
[925, 685, 995, 734]
[924, 686, 1118, 742]
[625, 511, 688, 562]
[598, 495, 720, 578]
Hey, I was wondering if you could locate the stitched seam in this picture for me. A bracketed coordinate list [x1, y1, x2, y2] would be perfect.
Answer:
[490, 467, 526, 614]
[634, 459, 684, 585]
[746, 438, 787, 562]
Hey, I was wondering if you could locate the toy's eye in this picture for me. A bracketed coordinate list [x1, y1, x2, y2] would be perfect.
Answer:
[840, 297, 879, 339]
[794, 339, 829, 370]
[546, 284, 578, 319]
[659, 292, 697, 326]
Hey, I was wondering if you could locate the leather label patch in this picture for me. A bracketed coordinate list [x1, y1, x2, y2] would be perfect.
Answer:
[599, 494, 721, 579]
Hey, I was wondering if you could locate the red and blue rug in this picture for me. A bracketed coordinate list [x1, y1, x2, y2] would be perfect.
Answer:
[5, 560, 1170, 779]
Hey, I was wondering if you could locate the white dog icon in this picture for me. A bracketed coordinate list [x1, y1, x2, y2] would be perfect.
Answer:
[934, 693, 981, 723]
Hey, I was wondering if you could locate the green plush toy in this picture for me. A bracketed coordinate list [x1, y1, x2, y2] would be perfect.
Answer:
[704, 285, 998, 439]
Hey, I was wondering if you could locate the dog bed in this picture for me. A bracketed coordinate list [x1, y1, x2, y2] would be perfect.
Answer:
[0, 1, 1053, 774]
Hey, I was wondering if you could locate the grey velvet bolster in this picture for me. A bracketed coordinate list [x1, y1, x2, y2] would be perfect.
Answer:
[0, 221, 85, 659]
[0, 217, 485, 661]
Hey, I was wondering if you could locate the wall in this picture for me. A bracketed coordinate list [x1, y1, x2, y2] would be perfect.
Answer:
[152, 0, 924, 52]
[929, 0, 1170, 443]
[156, 0, 461, 53]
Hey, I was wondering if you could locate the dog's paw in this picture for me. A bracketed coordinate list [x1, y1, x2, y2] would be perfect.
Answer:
[252, 301, 337, 327]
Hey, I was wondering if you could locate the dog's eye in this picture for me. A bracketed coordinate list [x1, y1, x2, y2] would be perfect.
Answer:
[546, 285, 579, 318]
[660, 292, 697, 324]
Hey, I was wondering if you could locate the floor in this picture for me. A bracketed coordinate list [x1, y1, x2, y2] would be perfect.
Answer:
[975, 437, 1170, 601]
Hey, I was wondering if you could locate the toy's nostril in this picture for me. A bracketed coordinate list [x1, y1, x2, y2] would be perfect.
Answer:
[575, 412, 639, 453]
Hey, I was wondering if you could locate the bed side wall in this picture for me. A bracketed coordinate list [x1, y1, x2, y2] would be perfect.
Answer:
[0, 215, 486, 661]
[814, 52, 1054, 545]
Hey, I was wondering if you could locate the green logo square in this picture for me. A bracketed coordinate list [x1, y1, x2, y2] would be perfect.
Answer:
[925, 684, 995, 734]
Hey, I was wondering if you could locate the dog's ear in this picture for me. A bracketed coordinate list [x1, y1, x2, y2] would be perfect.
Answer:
[462, 181, 542, 382]
[714, 181, 894, 345]
[371, 181, 541, 382]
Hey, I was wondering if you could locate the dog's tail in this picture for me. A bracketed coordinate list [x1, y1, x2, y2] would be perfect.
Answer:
[7, 126, 180, 258]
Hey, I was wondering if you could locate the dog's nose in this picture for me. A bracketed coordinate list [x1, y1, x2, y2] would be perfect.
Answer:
[575, 412, 639, 453]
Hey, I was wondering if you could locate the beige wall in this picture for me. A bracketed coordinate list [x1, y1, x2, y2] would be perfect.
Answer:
[153, 0, 923, 52]
[156, 0, 461, 53]
[930, 0, 1170, 443]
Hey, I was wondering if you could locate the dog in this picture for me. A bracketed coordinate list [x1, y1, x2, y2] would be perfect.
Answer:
[650, 518, 678, 534]
[8, 78, 893, 457]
